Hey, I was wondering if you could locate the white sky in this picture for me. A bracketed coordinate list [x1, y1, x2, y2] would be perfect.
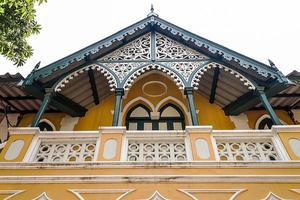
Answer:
[0, 0, 299, 77]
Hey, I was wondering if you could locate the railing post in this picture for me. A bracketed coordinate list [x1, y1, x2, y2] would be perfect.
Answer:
[257, 87, 281, 125]
[31, 89, 52, 127]
[112, 88, 124, 126]
[184, 87, 199, 126]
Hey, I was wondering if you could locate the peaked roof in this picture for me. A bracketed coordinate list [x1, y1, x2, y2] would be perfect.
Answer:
[22, 12, 292, 117]
[26, 13, 287, 83]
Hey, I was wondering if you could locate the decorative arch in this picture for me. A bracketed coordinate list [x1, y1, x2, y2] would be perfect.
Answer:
[190, 62, 256, 90]
[255, 114, 286, 130]
[155, 96, 192, 125]
[39, 119, 56, 131]
[122, 64, 186, 91]
[54, 64, 118, 92]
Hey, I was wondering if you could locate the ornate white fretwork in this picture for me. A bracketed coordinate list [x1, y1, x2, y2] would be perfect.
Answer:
[33, 140, 97, 162]
[191, 62, 256, 90]
[102, 62, 146, 82]
[156, 33, 208, 60]
[163, 61, 206, 81]
[216, 138, 280, 161]
[123, 64, 185, 90]
[127, 139, 187, 161]
[55, 64, 117, 92]
[101, 33, 151, 61]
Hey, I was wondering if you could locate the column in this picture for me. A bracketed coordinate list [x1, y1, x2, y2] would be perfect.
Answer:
[112, 88, 124, 126]
[184, 87, 199, 126]
[31, 90, 52, 127]
[257, 87, 281, 125]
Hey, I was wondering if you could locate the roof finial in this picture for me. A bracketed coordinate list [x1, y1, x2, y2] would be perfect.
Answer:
[147, 4, 158, 17]
[150, 4, 154, 13]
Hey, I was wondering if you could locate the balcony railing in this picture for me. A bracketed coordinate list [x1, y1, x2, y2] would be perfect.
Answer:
[2, 126, 298, 163]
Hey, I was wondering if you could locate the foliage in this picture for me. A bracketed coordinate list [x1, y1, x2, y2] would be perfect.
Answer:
[0, 0, 46, 66]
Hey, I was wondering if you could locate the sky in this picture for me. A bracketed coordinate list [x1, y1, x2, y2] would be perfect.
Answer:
[0, 0, 299, 77]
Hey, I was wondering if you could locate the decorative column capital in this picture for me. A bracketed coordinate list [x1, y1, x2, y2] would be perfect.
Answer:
[255, 86, 265, 95]
[115, 88, 124, 96]
[184, 87, 194, 95]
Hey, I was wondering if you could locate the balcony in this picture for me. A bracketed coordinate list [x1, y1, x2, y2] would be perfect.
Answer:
[1, 125, 299, 165]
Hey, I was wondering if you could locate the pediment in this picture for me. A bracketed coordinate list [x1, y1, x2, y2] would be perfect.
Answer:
[99, 32, 208, 62]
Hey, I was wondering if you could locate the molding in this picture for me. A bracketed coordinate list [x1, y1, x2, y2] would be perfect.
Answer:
[290, 189, 300, 195]
[8, 127, 40, 135]
[143, 191, 169, 200]
[262, 192, 286, 200]
[32, 192, 52, 200]
[185, 126, 213, 133]
[68, 189, 135, 200]
[272, 125, 300, 133]
[142, 81, 167, 97]
[1, 161, 300, 169]
[0, 175, 300, 183]
[0, 190, 25, 200]
[178, 189, 246, 200]
[99, 126, 126, 134]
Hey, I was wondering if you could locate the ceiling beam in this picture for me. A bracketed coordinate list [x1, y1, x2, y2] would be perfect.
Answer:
[224, 82, 288, 116]
[52, 93, 87, 117]
[0, 95, 21, 112]
[2, 96, 37, 101]
[23, 84, 87, 117]
[209, 67, 220, 103]
[274, 93, 300, 98]
[88, 69, 99, 105]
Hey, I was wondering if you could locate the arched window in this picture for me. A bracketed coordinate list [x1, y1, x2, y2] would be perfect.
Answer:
[38, 119, 55, 131]
[255, 114, 286, 130]
[126, 104, 152, 130]
[126, 103, 185, 130]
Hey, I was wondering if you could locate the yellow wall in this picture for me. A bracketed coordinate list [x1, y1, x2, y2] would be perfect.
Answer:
[194, 93, 235, 129]
[122, 73, 190, 125]
[74, 95, 115, 130]
[18, 113, 65, 130]
[246, 110, 294, 129]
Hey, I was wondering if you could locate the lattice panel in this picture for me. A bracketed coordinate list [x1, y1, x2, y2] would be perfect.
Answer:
[216, 139, 281, 161]
[101, 33, 151, 61]
[127, 140, 187, 161]
[156, 33, 208, 60]
[33, 140, 97, 162]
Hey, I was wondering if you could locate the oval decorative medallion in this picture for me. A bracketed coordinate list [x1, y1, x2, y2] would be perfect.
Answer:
[142, 81, 167, 97]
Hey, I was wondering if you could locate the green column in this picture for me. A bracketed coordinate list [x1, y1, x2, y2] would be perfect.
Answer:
[31, 92, 52, 127]
[184, 87, 199, 126]
[257, 87, 281, 125]
[112, 88, 124, 126]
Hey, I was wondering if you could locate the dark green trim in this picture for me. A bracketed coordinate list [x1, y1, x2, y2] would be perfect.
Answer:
[257, 87, 281, 125]
[151, 30, 156, 61]
[88, 69, 99, 105]
[184, 87, 199, 125]
[31, 92, 52, 127]
[209, 67, 220, 103]
[112, 88, 124, 126]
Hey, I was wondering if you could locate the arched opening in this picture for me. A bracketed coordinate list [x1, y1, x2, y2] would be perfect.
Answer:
[38, 119, 56, 131]
[126, 103, 185, 130]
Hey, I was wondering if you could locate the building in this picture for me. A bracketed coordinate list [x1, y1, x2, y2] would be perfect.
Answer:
[0, 10, 300, 200]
